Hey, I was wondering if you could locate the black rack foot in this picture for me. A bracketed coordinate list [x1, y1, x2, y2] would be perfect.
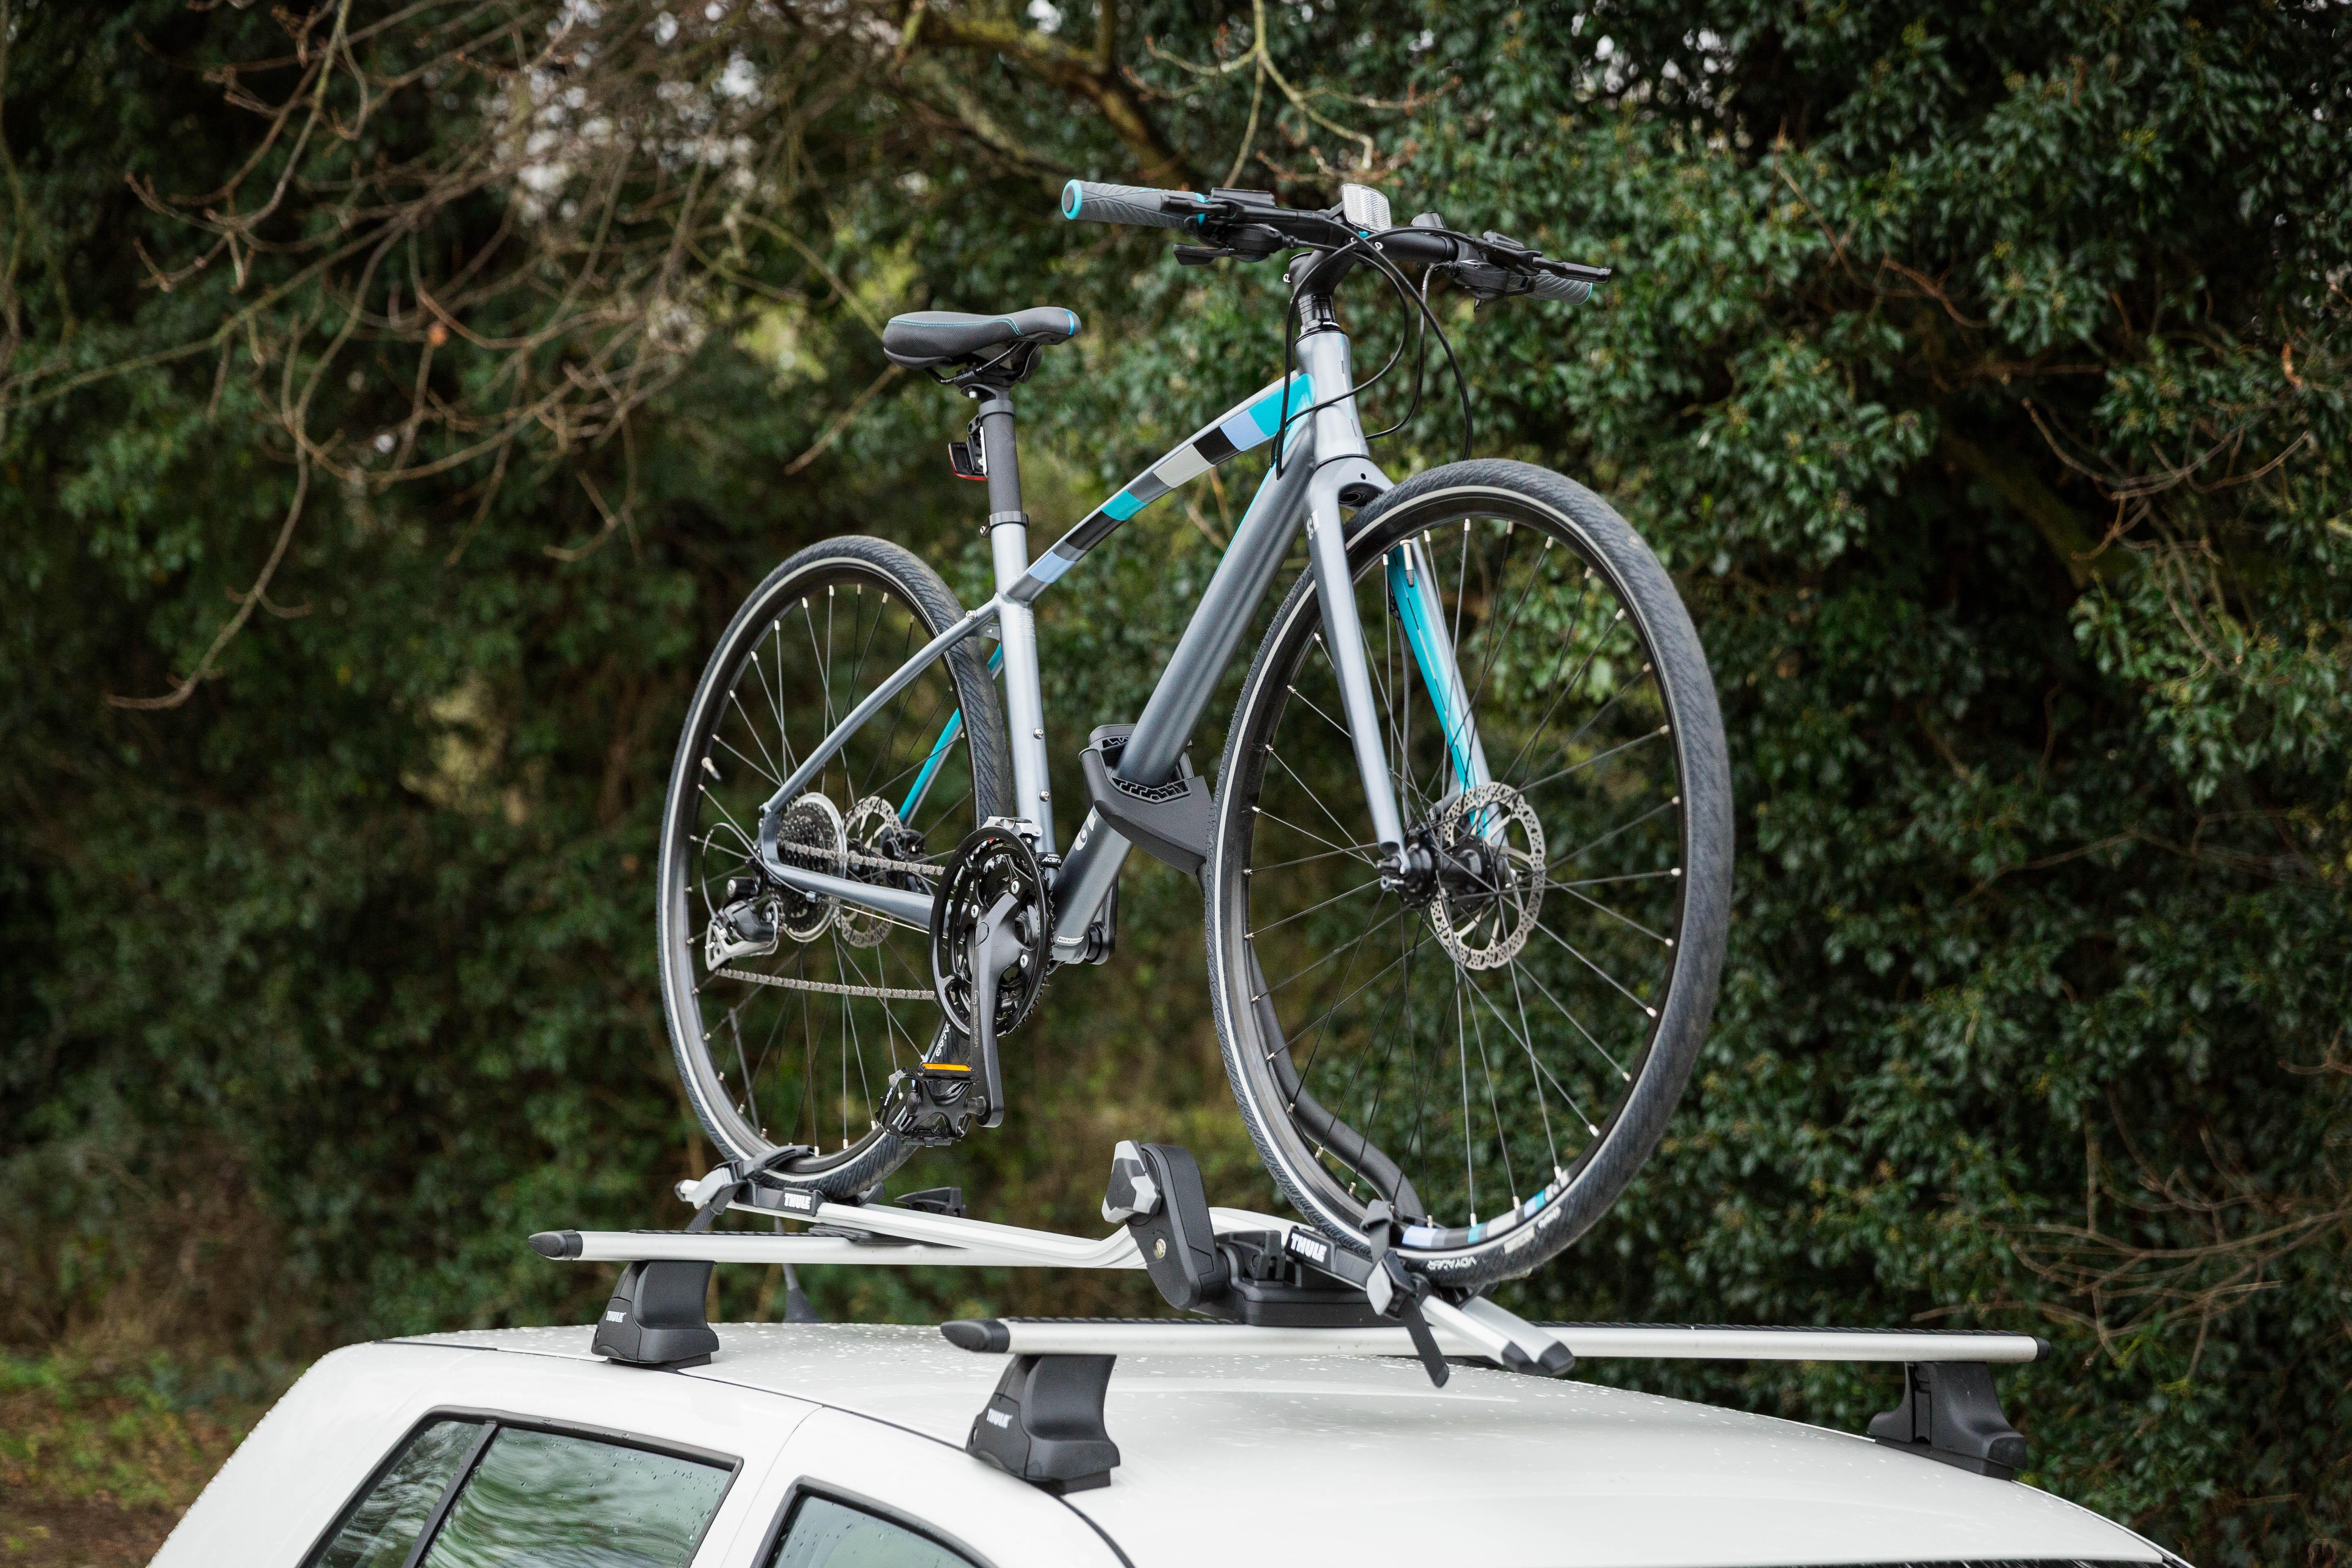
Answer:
[1867, 1360, 2029, 1479]
[965, 1353, 1120, 1494]
[590, 1259, 719, 1369]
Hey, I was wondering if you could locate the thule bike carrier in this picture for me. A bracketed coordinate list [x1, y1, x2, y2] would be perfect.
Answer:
[530, 1141, 2045, 1495]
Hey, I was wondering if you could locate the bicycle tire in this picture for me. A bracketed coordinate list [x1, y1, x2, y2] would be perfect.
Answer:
[657, 535, 1011, 1194]
[1205, 460, 1731, 1288]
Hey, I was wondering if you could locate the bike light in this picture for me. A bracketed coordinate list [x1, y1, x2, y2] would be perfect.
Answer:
[1340, 183, 1392, 233]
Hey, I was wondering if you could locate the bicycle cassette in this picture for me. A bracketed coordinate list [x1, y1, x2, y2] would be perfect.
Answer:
[927, 823, 1051, 1039]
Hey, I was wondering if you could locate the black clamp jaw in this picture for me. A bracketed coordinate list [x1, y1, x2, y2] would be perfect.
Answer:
[1104, 1140, 1389, 1330]
[1078, 727, 1215, 879]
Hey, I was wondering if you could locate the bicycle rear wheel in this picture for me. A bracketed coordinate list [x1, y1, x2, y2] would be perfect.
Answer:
[1205, 460, 1731, 1288]
[656, 536, 1010, 1194]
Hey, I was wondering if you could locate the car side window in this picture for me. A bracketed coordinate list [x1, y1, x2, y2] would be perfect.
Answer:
[308, 1417, 732, 1568]
[767, 1494, 973, 1568]
[311, 1419, 486, 1568]
[420, 1425, 731, 1567]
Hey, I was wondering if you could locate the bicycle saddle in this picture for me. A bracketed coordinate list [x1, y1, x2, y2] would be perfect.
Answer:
[881, 307, 1081, 369]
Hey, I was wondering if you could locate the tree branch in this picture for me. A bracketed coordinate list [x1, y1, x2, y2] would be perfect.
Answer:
[913, 9, 1193, 185]
[1939, 428, 2132, 590]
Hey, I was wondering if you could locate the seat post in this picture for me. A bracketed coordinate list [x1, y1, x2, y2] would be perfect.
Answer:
[971, 387, 1025, 527]
[970, 385, 1056, 850]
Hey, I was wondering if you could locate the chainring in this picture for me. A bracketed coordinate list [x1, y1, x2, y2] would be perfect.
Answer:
[927, 823, 1050, 1039]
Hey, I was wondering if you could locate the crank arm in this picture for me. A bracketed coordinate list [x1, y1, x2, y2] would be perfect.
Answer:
[964, 890, 1023, 1128]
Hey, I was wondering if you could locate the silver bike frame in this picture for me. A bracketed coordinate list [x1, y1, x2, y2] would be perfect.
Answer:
[752, 303, 1481, 960]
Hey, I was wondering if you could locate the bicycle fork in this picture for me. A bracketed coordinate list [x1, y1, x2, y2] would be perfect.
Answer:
[1288, 322, 1498, 876]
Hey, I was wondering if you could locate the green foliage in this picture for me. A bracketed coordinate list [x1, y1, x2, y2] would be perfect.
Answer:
[2, 0, 2346, 1560]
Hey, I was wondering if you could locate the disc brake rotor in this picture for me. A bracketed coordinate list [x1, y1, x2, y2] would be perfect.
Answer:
[838, 795, 927, 949]
[1426, 782, 1546, 971]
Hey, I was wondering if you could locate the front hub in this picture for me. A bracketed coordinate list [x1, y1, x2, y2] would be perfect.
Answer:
[1423, 782, 1546, 971]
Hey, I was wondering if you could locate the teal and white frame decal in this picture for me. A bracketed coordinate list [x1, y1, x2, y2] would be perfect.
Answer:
[1009, 372, 1313, 603]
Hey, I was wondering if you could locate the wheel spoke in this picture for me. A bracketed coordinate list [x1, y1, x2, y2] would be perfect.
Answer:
[1245, 875, 1383, 939]
[1266, 742, 1374, 855]
[1250, 803, 1381, 866]
[1517, 722, 1669, 796]
[1529, 913, 1658, 1019]
[1255, 903, 1407, 1003]
[1548, 795, 1680, 871]
[1547, 880, 1677, 947]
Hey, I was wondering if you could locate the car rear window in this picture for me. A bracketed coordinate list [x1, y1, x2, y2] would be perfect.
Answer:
[308, 1415, 734, 1568]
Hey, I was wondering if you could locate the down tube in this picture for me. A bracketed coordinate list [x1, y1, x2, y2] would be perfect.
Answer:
[1050, 450, 1319, 949]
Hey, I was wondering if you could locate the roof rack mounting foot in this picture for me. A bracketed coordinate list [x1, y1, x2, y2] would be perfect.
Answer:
[589, 1258, 718, 1369]
[1867, 1359, 2029, 1479]
[964, 1352, 1120, 1494]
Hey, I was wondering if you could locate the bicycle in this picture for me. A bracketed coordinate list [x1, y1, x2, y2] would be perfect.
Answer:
[657, 179, 1732, 1290]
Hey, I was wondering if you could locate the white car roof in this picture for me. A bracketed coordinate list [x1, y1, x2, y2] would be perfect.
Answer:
[404, 1322, 2170, 1568]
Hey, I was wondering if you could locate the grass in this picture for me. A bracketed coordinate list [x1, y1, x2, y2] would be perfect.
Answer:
[0, 1354, 294, 1567]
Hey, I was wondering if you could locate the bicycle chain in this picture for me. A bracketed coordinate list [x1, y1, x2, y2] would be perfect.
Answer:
[766, 833, 944, 880]
[713, 966, 933, 1001]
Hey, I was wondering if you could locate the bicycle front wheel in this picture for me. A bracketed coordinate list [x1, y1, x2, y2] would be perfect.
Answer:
[1206, 460, 1731, 1288]
[656, 535, 1010, 1194]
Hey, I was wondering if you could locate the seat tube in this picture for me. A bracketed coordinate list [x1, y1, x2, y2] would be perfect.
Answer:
[975, 391, 1056, 853]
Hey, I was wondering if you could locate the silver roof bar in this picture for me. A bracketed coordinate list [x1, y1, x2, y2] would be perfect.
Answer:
[531, 1139, 2046, 1492]
[939, 1316, 2046, 1364]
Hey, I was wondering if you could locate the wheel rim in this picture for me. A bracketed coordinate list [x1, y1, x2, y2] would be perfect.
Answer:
[660, 561, 993, 1169]
[1221, 497, 1699, 1253]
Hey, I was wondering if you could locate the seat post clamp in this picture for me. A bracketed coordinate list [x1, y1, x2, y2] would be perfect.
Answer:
[989, 511, 1029, 529]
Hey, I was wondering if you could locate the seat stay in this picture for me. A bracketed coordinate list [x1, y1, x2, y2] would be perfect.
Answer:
[756, 596, 1002, 911]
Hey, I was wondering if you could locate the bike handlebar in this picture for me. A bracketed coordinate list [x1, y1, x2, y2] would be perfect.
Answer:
[1061, 180, 1202, 229]
[1056, 179, 1606, 302]
[1525, 271, 1595, 304]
